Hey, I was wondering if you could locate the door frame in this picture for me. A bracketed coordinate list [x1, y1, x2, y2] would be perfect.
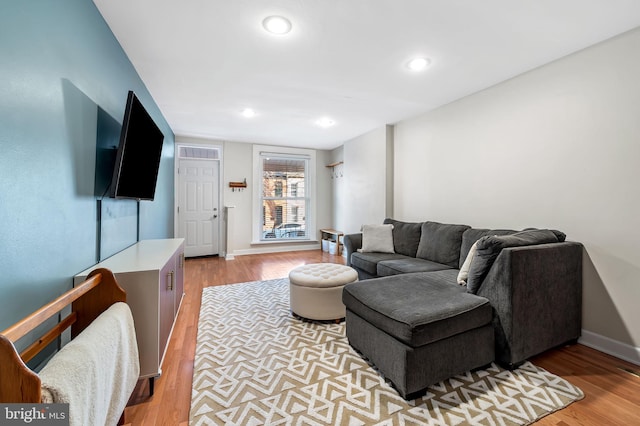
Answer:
[174, 142, 223, 256]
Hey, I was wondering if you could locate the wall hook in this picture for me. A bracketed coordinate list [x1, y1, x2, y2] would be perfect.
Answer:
[229, 179, 247, 192]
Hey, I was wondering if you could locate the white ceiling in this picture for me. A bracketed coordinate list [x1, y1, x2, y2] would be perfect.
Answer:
[94, 0, 640, 150]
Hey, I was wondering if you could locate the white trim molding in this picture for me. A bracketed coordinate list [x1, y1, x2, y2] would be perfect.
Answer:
[579, 329, 640, 366]
[229, 243, 320, 257]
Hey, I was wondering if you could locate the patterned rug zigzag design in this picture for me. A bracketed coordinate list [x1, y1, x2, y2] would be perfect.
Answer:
[190, 278, 583, 425]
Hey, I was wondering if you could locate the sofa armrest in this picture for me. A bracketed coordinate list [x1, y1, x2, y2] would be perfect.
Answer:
[343, 233, 362, 267]
[476, 241, 583, 367]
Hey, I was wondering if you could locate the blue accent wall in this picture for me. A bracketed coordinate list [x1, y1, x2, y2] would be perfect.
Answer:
[0, 1, 175, 331]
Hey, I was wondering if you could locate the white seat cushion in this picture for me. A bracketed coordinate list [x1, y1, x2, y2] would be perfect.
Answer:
[289, 263, 358, 288]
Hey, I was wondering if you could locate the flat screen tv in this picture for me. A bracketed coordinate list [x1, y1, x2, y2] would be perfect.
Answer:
[109, 91, 164, 200]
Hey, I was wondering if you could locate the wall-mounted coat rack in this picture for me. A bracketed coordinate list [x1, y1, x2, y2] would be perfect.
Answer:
[326, 161, 344, 179]
[229, 178, 247, 192]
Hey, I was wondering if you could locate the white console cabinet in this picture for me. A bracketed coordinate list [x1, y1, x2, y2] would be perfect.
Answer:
[75, 238, 185, 391]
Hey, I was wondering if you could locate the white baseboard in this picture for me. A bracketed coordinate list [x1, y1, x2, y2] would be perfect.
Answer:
[579, 329, 640, 366]
[230, 243, 321, 257]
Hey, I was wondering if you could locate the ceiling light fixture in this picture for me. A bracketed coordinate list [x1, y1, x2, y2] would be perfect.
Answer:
[262, 15, 292, 35]
[241, 108, 256, 118]
[315, 117, 335, 128]
[406, 57, 431, 71]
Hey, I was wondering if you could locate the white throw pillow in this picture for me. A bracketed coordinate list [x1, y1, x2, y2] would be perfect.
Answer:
[361, 224, 395, 253]
[457, 240, 479, 285]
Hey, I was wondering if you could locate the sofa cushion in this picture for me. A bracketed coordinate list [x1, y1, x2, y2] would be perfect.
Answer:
[361, 224, 395, 253]
[383, 218, 422, 257]
[350, 252, 409, 276]
[459, 228, 517, 269]
[423, 268, 460, 285]
[416, 221, 470, 268]
[466, 229, 560, 294]
[377, 258, 452, 277]
[342, 272, 492, 347]
[523, 227, 567, 242]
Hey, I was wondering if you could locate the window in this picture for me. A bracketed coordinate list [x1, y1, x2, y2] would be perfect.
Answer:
[259, 153, 309, 240]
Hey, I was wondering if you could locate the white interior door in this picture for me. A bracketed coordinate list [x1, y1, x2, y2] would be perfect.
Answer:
[177, 158, 220, 257]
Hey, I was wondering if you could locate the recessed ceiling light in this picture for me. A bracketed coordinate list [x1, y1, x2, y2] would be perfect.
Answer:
[406, 57, 431, 71]
[241, 108, 256, 118]
[262, 15, 292, 35]
[315, 117, 335, 128]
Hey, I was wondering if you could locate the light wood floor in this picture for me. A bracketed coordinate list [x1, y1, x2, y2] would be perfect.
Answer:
[124, 250, 640, 425]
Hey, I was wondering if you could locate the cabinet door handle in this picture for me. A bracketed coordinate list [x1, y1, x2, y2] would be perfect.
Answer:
[167, 271, 174, 291]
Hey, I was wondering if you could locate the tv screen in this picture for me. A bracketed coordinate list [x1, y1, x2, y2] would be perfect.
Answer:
[110, 91, 164, 200]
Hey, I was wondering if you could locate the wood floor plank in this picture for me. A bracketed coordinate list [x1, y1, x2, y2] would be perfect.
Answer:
[124, 250, 640, 425]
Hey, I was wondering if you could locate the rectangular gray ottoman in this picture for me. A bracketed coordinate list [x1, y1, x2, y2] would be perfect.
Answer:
[342, 272, 495, 399]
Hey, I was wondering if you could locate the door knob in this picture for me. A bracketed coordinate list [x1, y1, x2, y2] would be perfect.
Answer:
[212, 214, 218, 219]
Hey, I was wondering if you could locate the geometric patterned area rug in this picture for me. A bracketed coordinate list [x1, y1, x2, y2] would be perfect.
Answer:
[190, 278, 584, 426]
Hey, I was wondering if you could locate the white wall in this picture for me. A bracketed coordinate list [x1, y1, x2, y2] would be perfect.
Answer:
[230, 142, 332, 255]
[394, 27, 640, 361]
[336, 125, 394, 234]
[315, 149, 334, 235]
[175, 136, 333, 257]
[329, 145, 344, 229]
[222, 141, 253, 256]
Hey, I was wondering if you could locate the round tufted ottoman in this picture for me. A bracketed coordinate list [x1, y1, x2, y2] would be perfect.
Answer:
[289, 263, 358, 321]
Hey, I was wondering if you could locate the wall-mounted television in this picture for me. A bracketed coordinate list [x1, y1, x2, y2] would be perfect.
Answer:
[109, 91, 164, 201]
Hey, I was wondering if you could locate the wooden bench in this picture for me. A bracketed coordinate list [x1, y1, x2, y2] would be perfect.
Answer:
[0, 268, 130, 423]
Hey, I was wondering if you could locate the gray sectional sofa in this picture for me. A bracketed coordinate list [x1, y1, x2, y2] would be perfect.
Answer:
[342, 218, 583, 399]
